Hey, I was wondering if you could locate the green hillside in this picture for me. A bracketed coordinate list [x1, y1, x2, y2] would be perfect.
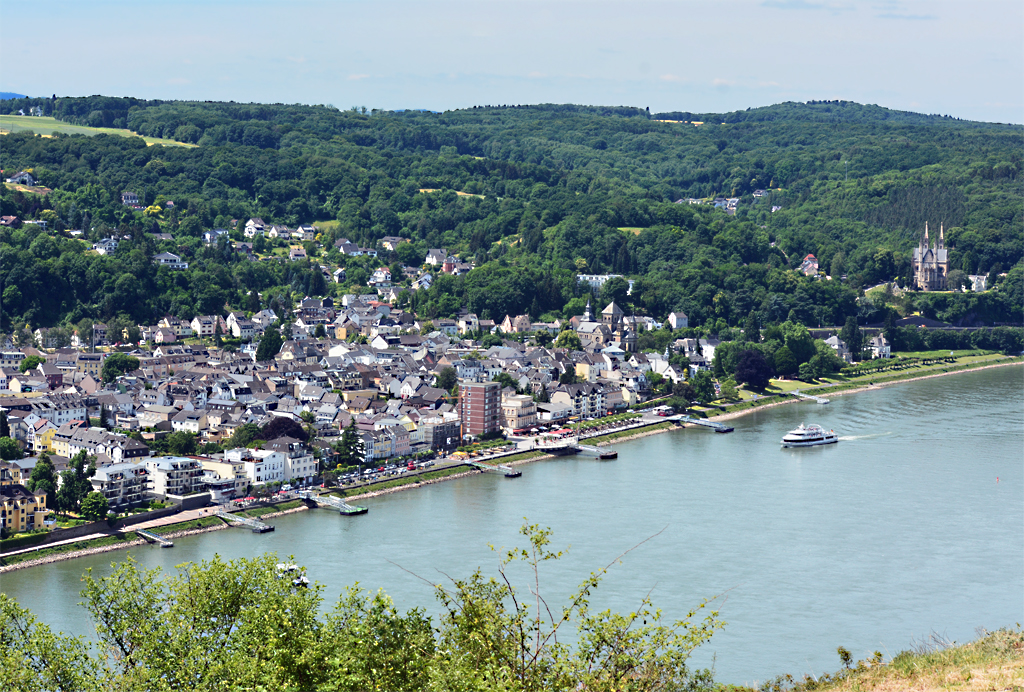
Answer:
[0, 95, 1020, 337]
[0, 114, 193, 146]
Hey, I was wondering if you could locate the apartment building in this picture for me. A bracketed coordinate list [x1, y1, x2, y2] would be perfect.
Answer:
[91, 462, 150, 510]
[501, 394, 538, 433]
[146, 456, 205, 498]
[459, 381, 500, 438]
[1, 484, 48, 533]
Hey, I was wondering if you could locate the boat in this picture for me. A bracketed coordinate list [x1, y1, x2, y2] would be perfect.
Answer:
[780, 423, 838, 448]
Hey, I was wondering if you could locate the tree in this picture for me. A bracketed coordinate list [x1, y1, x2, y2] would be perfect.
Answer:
[672, 380, 696, 401]
[553, 329, 582, 350]
[735, 349, 773, 390]
[335, 419, 364, 471]
[743, 312, 760, 344]
[0, 524, 721, 691]
[314, 323, 326, 339]
[227, 423, 262, 448]
[19, 355, 44, 373]
[559, 369, 580, 385]
[255, 327, 283, 362]
[101, 353, 140, 383]
[773, 345, 798, 378]
[946, 269, 969, 291]
[690, 370, 716, 403]
[535, 383, 550, 403]
[25, 452, 57, 508]
[80, 492, 110, 521]
[435, 366, 458, 391]
[56, 451, 95, 513]
[0, 410, 8, 438]
[261, 417, 309, 442]
[600, 276, 630, 309]
[492, 372, 519, 391]
[839, 316, 863, 356]
[165, 431, 198, 456]
[0, 436, 22, 460]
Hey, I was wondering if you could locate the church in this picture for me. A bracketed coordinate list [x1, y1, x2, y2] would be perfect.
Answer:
[574, 299, 637, 353]
[911, 223, 949, 291]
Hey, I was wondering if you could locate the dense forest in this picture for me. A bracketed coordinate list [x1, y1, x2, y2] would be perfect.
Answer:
[1, 95, 1021, 337]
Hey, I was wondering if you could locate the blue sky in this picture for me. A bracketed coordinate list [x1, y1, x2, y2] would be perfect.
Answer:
[4, 0, 1022, 123]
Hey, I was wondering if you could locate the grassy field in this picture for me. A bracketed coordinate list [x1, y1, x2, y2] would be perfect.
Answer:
[0, 114, 194, 147]
[150, 516, 225, 536]
[730, 627, 1024, 691]
[334, 465, 472, 497]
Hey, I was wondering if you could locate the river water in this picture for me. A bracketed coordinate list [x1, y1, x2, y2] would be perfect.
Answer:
[3, 366, 1022, 684]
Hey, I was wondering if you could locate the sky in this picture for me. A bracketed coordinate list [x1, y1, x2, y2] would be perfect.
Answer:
[3, 0, 1022, 123]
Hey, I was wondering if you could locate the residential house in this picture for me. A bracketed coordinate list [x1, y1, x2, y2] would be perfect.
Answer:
[153, 252, 189, 270]
[800, 254, 819, 276]
[868, 335, 891, 359]
[667, 311, 689, 330]
[244, 218, 266, 237]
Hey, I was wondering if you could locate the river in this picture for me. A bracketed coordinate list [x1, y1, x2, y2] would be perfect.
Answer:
[2, 366, 1022, 684]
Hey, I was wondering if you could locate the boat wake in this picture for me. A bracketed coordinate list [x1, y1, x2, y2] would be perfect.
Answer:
[838, 432, 893, 441]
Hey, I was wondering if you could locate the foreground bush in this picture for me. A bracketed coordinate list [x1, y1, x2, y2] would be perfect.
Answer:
[0, 523, 721, 692]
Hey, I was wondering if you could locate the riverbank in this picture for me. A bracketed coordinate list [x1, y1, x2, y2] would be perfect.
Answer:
[3, 357, 1017, 574]
[711, 357, 1023, 423]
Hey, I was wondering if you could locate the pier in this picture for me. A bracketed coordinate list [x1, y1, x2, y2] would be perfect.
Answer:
[575, 444, 618, 459]
[676, 416, 734, 433]
[793, 390, 830, 404]
[136, 529, 173, 548]
[217, 508, 275, 533]
[298, 490, 369, 515]
[466, 460, 522, 478]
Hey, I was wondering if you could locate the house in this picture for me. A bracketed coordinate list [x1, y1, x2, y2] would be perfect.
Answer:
[244, 218, 266, 237]
[191, 315, 228, 338]
[7, 171, 36, 186]
[334, 239, 361, 255]
[667, 311, 688, 330]
[500, 314, 533, 334]
[368, 267, 391, 286]
[0, 215, 19, 227]
[501, 394, 537, 433]
[153, 252, 189, 270]
[203, 228, 230, 245]
[824, 335, 851, 363]
[753, 189, 768, 198]
[92, 237, 119, 255]
[380, 236, 408, 251]
[800, 254, 819, 277]
[289, 246, 307, 261]
[425, 249, 448, 266]
[294, 224, 316, 241]
[868, 335, 891, 359]
[333, 267, 347, 283]
[268, 224, 291, 239]
[171, 409, 208, 434]
[121, 191, 140, 206]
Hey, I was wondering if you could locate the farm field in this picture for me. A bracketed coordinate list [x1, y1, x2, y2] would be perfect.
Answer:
[0, 114, 194, 147]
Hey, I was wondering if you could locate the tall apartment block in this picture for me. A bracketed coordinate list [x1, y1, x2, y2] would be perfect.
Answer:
[459, 381, 500, 438]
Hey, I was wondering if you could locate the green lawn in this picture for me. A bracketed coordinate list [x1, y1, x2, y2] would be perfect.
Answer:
[0, 532, 140, 567]
[0, 114, 194, 147]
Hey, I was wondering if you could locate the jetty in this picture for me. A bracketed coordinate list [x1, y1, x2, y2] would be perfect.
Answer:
[793, 390, 830, 404]
[297, 490, 368, 515]
[136, 528, 173, 548]
[676, 416, 734, 433]
[466, 460, 522, 478]
[575, 444, 618, 459]
[217, 508, 275, 533]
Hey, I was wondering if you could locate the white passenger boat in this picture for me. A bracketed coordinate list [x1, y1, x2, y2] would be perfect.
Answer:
[780, 423, 838, 448]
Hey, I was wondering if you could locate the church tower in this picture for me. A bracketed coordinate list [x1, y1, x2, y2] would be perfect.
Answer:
[583, 297, 593, 322]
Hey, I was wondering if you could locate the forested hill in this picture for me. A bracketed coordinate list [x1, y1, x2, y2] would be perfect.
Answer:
[1, 95, 1021, 336]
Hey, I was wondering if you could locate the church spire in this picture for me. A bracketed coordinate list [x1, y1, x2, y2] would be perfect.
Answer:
[924, 222, 929, 247]
[938, 223, 944, 250]
[583, 297, 592, 322]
